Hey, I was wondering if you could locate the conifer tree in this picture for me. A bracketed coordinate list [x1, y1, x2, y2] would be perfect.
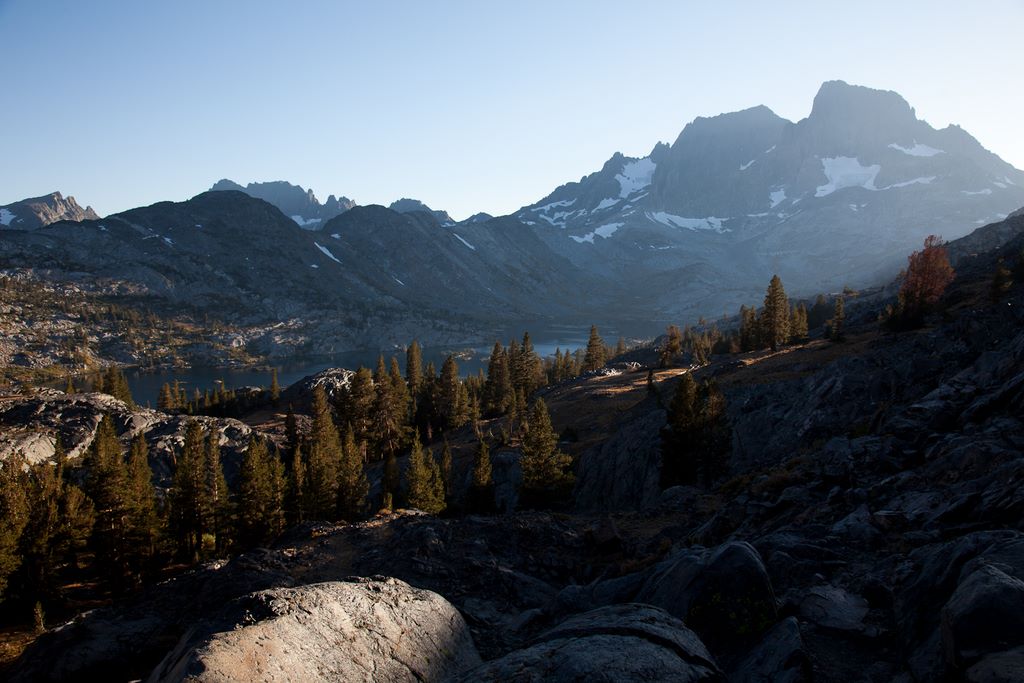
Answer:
[439, 440, 453, 498]
[269, 368, 280, 406]
[205, 431, 233, 553]
[484, 342, 513, 415]
[169, 421, 208, 562]
[84, 415, 132, 587]
[583, 325, 606, 372]
[406, 340, 423, 401]
[286, 441, 305, 525]
[125, 434, 159, 580]
[158, 383, 175, 411]
[439, 355, 469, 430]
[660, 325, 683, 367]
[762, 275, 790, 351]
[104, 366, 135, 408]
[64, 376, 75, 395]
[830, 296, 846, 342]
[50, 439, 94, 580]
[284, 405, 299, 455]
[405, 439, 446, 514]
[383, 452, 400, 504]
[304, 386, 341, 520]
[515, 332, 544, 396]
[991, 259, 1013, 302]
[237, 436, 285, 547]
[790, 302, 809, 342]
[469, 438, 494, 512]
[520, 399, 573, 500]
[337, 425, 368, 520]
[346, 367, 376, 445]
[0, 452, 30, 599]
[615, 337, 627, 357]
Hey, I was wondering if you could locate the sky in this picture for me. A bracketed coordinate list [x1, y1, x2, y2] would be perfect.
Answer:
[1, 1, 1023, 220]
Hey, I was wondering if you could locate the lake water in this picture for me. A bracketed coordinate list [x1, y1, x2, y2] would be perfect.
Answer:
[120, 323, 656, 408]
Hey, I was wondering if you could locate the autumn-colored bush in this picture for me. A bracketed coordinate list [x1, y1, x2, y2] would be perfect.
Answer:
[886, 235, 955, 329]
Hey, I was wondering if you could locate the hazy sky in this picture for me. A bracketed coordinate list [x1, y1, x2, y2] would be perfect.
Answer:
[2, 1, 1022, 220]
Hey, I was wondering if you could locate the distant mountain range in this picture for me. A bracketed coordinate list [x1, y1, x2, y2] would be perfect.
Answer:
[2, 80, 1022, 350]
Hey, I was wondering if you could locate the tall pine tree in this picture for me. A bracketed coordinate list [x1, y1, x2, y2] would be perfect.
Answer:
[405, 439, 445, 515]
[762, 275, 790, 351]
[520, 399, 574, 502]
[304, 386, 341, 520]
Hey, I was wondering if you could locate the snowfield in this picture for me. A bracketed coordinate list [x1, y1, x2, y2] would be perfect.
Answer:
[0, 208, 16, 226]
[815, 157, 881, 197]
[291, 215, 323, 228]
[615, 157, 656, 198]
[888, 142, 944, 157]
[769, 189, 787, 208]
[570, 222, 623, 244]
[646, 212, 728, 233]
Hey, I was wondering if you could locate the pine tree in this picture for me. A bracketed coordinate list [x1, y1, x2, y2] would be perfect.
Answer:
[284, 405, 299, 455]
[830, 296, 846, 342]
[64, 376, 75, 395]
[346, 366, 376, 446]
[104, 366, 135, 408]
[125, 434, 159, 582]
[405, 439, 446, 514]
[515, 332, 544, 397]
[406, 340, 423, 401]
[762, 275, 790, 351]
[304, 386, 341, 520]
[205, 431, 233, 553]
[169, 421, 208, 562]
[790, 302, 809, 343]
[337, 425, 368, 520]
[991, 259, 1013, 302]
[439, 355, 469, 430]
[439, 440, 453, 498]
[469, 438, 494, 512]
[237, 436, 285, 547]
[484, 342, 513, 415]
[0, 452, 30, 599]
[286, 441, 305, 525]
[84, 415, 132, 587]
[660, 325, 683, 367]
[615, 336, 627, 357]
[583, 325, 606, 372]
[383, 451, 400, 503]
[157, 383, 175, 411]
[519, 399, 573, 501]
[269, 368, 280, 405]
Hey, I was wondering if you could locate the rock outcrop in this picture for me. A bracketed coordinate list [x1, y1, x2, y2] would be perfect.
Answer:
[459, 604, 722, 682]
[149, 578, 481, 683]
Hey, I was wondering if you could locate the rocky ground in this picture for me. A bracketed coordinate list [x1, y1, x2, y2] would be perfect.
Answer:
[3, 223, 1024, 680]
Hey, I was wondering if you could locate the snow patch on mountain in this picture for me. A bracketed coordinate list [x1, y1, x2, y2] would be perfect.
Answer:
[647, 212, 727, 233]
[962, 188, 994, 196]
[532, 199, 576, 213]
[454, 234, 476, 250]
[314, 242, 341, 263]
[884, 176, 936, 189]
[769, 189, 787, 208]
[815, 157, 881, 197]
[615, 158, 656, 198]
[888, 142, 944, 157]
[739, 159, 756, 171]
[291, 215, 322, 228]
[0, 208, 15, 226]
[571, 222, 623, 244]
[594, 197, 620, 211]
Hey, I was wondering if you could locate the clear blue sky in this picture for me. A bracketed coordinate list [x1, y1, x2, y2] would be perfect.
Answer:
[2, 0, 1022, 220]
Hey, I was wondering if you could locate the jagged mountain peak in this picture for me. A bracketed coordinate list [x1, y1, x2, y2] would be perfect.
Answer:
[0, 191, 99, 229]
[388, 198, 454, 226]
[209, 179, 355, 228]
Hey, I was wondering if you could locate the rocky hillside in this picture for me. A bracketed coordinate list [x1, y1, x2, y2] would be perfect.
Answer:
[6, 213, 1024, 682]
[0, 192, 98, 230]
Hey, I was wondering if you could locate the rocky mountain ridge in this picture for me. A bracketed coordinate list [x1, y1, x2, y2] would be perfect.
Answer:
[0, 192, 98, 230]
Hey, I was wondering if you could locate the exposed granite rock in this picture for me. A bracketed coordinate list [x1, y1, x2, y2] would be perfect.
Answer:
[459, 603, 722, 682]
[149, 578, 481, 683]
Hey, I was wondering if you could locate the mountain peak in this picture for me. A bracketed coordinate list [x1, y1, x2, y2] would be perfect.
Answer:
[1, 191, 99, 229]
[809, 80, 916, 124]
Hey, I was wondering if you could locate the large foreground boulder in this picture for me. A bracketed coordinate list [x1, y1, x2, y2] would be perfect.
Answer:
[148, 577, 480, 683]
[460, 603, 722, 682]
